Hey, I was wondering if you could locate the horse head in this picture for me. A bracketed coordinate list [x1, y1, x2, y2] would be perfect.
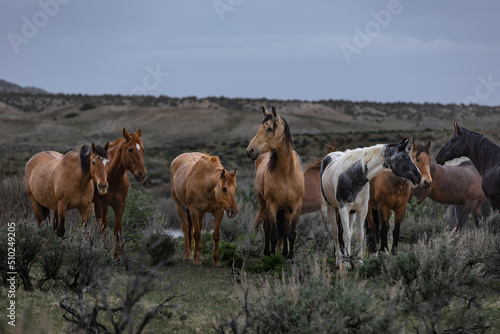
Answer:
[410, 139, 433, 188]
[121, 128, 147, 182]
[89, 142, 110, 195]
[435, 123, 466, 165]
[246, 106, 291, 161]
[214, 168, 238, 218]
[385, 138, 422, 186]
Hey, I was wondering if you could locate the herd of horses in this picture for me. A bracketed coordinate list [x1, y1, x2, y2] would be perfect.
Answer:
[24, 108, 498, 267]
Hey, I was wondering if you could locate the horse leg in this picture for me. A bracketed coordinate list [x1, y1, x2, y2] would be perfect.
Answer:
[365, 208, 378, 254]
[178, 206, 191, 260]
[266, 205, 279, 255]
[354, 205, 368, 264]
[212, 209, 224, 266]
[28, 196, 45, 226]
[391, 206, 406, 254]
[112, 202, 126, 262]
[94, 199, 107, 232]
[285, 206, 301, 259]
[56, 203, 66, 237]
[339, 208, 352, 267]
[453, 205, 470, 232]
[191, 211, 204, 265]
[379, 209, 392, 253]
[326, 204, 342, 266]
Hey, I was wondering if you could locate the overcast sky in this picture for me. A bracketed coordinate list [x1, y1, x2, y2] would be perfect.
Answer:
[1, 1, 500, 106]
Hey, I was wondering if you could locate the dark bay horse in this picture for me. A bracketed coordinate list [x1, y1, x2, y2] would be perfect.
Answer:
[411, 160, 488, 231]
[171, 152, 238, 265]
[435, 123, 500, 206]
[25, 143, 109, 236]
[320, 139, 421, 268]
[366, 140, 433, 254]
[94, 128, 147, 261]
[246, 107, 304, 258]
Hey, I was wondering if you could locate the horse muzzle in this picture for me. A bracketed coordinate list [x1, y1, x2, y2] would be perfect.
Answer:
[226, 209, 238, 219]
[246, 147, 259, 161]
[97, 182, 109, 195]
[421, 179, 432, 189]
[134, 170, 147, 182]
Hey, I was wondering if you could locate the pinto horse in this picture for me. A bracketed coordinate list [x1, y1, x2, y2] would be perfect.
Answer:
[435, 123, 500, 210]
[25, 143, 109, 237]
[94, 128, 147, 261]
[171, 152, 238, 265]
[366, 140, 433, 254]
[320, 139, 422, 268]
[246, 107, 304, 258]
[411, 160, 488, 231]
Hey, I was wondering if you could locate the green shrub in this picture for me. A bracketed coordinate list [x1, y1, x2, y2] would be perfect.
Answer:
[146, 233, 176, 266]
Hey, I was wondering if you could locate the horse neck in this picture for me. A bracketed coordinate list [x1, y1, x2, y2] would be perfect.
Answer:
[361, 146, 387, 181]
[108, 141, 128, 181]
[65, 151, 93, 186]
[272, 141, 299, 176]
[464, 133, 500, 174]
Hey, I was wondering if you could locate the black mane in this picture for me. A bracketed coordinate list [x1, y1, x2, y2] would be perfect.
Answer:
[79, 145, 109, 174]
[268, 116, 293, 173]
[462, 128, 500, 172]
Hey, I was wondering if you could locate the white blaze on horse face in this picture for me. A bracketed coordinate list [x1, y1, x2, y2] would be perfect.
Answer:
[136, 143, 141, 151]
[99, 157, 110, 166]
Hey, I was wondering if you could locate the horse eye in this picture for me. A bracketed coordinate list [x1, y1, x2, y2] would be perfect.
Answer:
[416, 158, 420, 163]
[92, 161, 96, 165]
[267, 127, 273, 133]
[128, 148, 133, 152]
[223, 187, 227, 192]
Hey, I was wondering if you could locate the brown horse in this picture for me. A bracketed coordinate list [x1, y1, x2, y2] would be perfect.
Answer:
[366, 140, 433, 254]
[411, 160, 488, 231]
[94, 128, 147, 261]
[171, 152, 238, 265]
[25, 143, 109, 237]
[246, 107, 304, 258]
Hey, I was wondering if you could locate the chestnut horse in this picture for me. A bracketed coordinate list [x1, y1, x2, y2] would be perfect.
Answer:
[246, 107, 304, 258]
[171, 152, 238, 265]
[94, 128, 147, 261]
[320, 139, 421, 268]
[436, 124, 500, 211]
[25, 143, 109, 237]
[366, 140, 433, 254]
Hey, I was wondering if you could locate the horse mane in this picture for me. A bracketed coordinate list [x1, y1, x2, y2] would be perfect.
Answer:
[416, 143, 430, 156]
[268, 116, 293, 173]
[79, 145, 109, 174]
[340, 144, 385, 170]
[461, 127, 500, 168]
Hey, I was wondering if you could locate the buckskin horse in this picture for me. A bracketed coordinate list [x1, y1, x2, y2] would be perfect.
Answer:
[366, 140, 433, 254]
[246, 107, 304, 258]
[94, 128, 147, 262]
[171, 152, 238, 265]
[25, 143, 109, 237]
[320, 139, 421, 268]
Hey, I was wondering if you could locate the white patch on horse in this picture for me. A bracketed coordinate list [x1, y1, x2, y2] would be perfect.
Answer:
[136, 143, 141, 151]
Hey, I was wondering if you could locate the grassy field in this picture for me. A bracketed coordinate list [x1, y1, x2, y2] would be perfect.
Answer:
[2, 94, 500, 333]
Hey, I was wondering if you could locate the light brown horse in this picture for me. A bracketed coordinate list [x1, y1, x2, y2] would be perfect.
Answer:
[246, 107, 304, 258]
[411, 160, 488, 231]
[366, 140, 433, 254]
[25, 143, 109, 237]
[171, 152, 238, 266]
[94, 128, 147, 261]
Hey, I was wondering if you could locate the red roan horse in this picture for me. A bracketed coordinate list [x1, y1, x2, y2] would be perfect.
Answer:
[94, 128, 147, 261]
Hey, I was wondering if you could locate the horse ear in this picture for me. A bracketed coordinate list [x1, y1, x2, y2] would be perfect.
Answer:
[454, 123, 461, 135]
[262, 106, 271, 117]
[232, 168, 238, 177]
[137, 129, 142, 137]
[271, 106, 278, 118]
[91, 142, 96, 153]
[123, 128, 130, 141]
[104, 142, 110, 150]
[219, 169, 226, 179]
[412, 138, 418, 151]
[426, 140, 431, 149]
[399, 138, 409, 151]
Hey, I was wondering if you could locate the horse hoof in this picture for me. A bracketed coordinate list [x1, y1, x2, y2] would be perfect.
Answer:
[193, 259, 202, 265]
[213, 261, 221, 267]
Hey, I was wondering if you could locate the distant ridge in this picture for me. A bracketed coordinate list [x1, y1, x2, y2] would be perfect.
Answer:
[0, 79, 47, 95]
